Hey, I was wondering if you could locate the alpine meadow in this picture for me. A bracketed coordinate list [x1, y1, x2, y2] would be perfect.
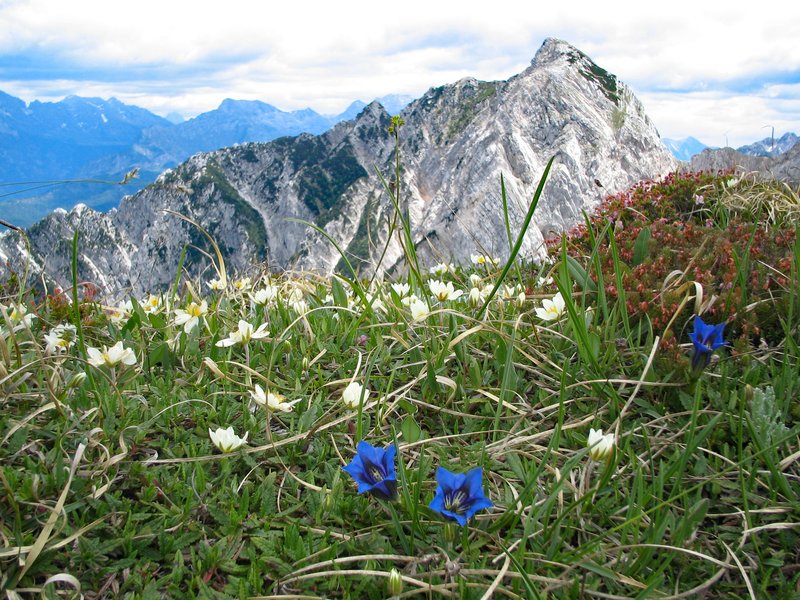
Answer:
[1, 38, 799, 599]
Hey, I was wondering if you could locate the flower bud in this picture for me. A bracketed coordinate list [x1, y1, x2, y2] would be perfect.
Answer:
[587, 428, 615, 461]
[203, 357, 225, 379]
[442, 522, 457, 543]
[387, 568, 403, 597]
[68, 371, 87, 389]
[321, 487, 334, 512]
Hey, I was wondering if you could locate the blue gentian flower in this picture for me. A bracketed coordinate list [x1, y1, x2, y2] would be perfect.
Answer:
[688, 316, 726, 372]
[342, 440, 397, 500]
[429, 466, 493, 526]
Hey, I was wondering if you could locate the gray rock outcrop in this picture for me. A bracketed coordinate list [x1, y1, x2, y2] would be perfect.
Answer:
[1, 38, 677, 296]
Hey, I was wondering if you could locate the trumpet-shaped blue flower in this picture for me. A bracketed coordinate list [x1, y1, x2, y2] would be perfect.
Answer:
[342, 441, 397, 500]
[429, 466, 493, 526]
[689, 316, 726, 372]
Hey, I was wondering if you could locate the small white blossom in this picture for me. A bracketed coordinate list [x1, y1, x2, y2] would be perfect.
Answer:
[535, 292, 566, 321]
[141, 294, 163, 314]
[470, 253, 498, 267]
[291, 299, 309, 315]
[172, 300, 208, 333]
[250, 383, 295, 412]
[233, 277, 252, 291]
[361, 292, 386, 313]
[587, 428, 615, 461]
[429, 262, 455, 276]
[401, 293, 419, 307]
[391, 282, 411, 297]
[468, 286, 487, 307]
[409, 298, 430, 322]
[287, 286, 305, 304]
[108, 300, 133, 325]
[536, 275, 554, 287]
[251, 285, 278, 306]
[342, 381, 369, 409]
[1, 302, 34, 331]
[208, 426, 248, 453]
[87, 341, 137, 368]
[216, 319, 269, 347]
[429, 280, 463, 302]
[207, 277, 226, 291]
[44, 323, 77, 353]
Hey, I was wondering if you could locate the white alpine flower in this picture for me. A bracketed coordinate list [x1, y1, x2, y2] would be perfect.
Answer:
[233, 277, 252, 291]
[409, 298, 430, 322]
[216, 319, 269, 347]
[291, 298, 309, 315]
[342, 381, 369, 409]
[429, 280, 463, 302]
[391, 282, 411, 298]
[250, 384, 295, 412]
[361, 292, 385, 313]
[250, 285, 278, 306]
[207, 277, 226, 291]
[535, 292, 566, 321]
[1, 302, 34, 331]
[44, 323, 77, 354]
[108, 300, 133, 325]
[401, 293, 418, 307]
[587, 428, 615, 461]
[141, 293, 163, 314]
[172, 300, 208, 333]
[87, 341, 137, 368]
[208, 426, 248, 453]
[471, 253, 498, 267]
[429, 262, 455, 276]
[536, 275, 554, 287]
[468, 286, 487, 307]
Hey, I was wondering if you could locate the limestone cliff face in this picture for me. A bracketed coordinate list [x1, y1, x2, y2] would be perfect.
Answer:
[689, 144, 800, 185]
[1, 38, 677, 296]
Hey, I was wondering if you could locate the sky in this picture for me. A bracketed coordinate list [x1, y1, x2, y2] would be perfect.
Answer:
[0, 0, 798, 148]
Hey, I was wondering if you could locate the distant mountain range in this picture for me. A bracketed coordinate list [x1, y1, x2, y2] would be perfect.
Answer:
[736, 132, 799, 157]
[662, 132, 798, 161]
[0, 38, 677, 295]
[661, 137, 710, 161]
[0, 91, 412, 227]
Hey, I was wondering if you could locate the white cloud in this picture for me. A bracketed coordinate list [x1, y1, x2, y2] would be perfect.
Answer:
[639, 85, 800, 148]
[0, 0, 798, 142]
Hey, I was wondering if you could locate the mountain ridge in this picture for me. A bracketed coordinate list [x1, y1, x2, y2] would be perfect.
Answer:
[1, 38, 677, 296]
[0, 92, 413, 227]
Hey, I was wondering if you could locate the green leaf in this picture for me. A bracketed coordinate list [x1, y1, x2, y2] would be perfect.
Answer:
[331, 276, 349, 307]
[632, 226, 652, 266]
[565, 255, 597, 292]
[400, 415, 422, 443]
[673, 498, 708, 545]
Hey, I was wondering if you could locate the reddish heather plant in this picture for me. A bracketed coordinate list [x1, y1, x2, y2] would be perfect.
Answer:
[552, 170, 796, 369]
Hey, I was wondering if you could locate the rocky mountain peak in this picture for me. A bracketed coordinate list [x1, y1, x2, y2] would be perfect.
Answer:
[531, 37, 578, 64]
[1, 40, 677, 296]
